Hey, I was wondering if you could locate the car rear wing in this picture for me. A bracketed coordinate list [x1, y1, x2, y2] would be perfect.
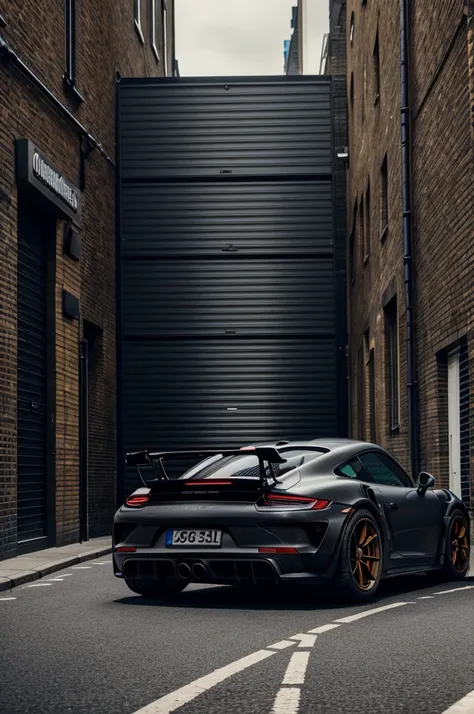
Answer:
[125, 446, 287, 491]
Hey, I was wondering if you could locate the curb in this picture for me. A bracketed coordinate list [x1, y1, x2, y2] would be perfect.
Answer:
[0, 546, 112, 593]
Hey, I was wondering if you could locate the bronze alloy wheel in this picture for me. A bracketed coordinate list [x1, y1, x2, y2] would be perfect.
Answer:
[349, 518, 381, 591]
[450, 514, 470, 573]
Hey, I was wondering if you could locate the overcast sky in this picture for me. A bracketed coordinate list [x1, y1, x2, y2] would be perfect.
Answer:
[175, 0, 329, 76]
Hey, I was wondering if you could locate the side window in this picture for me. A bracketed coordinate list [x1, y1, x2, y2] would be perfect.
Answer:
[358, 452, 412, 487]
[336, 458, 371, 481]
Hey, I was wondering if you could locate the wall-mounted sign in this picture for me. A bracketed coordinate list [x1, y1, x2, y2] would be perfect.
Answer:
[15, 138, 82, 224]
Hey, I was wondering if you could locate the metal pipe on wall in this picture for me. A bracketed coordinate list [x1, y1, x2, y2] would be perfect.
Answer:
[400, 0, 419, 478]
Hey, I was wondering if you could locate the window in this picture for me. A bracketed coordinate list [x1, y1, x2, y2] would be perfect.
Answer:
[336, 458, 368, 481]
[373, 32, 380, 103]
[358, 452, 413, 487]
[368, 348, 376, 442]
[380, 154, 388, 240]
[181, 448, 325, 481]
[162, 0, 169, 76]
[134, 0, 144, 43]
[150, 0, 160, 62]
[364, 181, 371, 262]
[385, 296, 399, 429]
[64, 0, 82, 101]
[350, 12, 355, 45]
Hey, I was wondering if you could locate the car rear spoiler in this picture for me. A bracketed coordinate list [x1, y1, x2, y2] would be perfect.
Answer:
[125, 446, 287, 490]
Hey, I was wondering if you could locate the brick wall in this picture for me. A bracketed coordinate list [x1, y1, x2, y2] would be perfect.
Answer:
[0, 1, 173, 557]
[346, 0, 474, 513]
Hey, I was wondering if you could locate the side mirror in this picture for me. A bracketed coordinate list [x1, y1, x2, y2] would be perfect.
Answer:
[417, 471, 435, 496]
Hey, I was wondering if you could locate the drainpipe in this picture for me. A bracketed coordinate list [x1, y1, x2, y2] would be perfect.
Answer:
[400, 0, 419, 479]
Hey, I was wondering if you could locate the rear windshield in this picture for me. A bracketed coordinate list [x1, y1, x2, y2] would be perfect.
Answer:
[180, 448, 325, 481]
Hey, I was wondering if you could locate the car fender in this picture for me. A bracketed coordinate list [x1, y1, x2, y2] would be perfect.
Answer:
[437, 495, 470, 563]
[325, 498, 391, 579]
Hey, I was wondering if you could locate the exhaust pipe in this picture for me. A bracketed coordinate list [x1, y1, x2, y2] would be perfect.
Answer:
[192, 562, 207, 581]
[176, 562, 191, 580]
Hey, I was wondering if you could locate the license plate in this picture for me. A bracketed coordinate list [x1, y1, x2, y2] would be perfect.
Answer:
[165, 529, 222, 547]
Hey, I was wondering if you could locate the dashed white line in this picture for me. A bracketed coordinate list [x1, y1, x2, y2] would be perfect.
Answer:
[289, 633, 317, 648]
[417, 596, 434, 599]
[24, 583, 52, 588]
[130, 649, 276, 713]
[0, 597, 16, 601]
[268, 640, 297, 651]
[433, 586, 474, 595]
[441, 690, 474, 713]
[71, 566, 92, 570]
[282, 652, 311, 685]
[308, 623, 341, 634]
[271, 688, 300, 714]
[334, 601, 409, 623]
[46, 578, 65, 582]
[91, 562, 108, 565]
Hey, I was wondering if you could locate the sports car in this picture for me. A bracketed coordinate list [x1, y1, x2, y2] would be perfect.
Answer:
[112, 439, 471, 602]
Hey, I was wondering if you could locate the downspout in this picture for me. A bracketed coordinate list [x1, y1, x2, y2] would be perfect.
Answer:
[400, 0, 419, 478]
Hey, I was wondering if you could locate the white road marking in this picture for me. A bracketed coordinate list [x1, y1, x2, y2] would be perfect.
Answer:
[71, 566, 92, 569]
[24, 583, 52, 588]
[0, 597, 16, 601]
[91, 562, 108, 565]
[130, 649, 276, 713]
[271, 688, 300, 714]
[46, 578, 65, 582]
[417, 596, 434, 599]
[59, 573, 73, 577]
[268, 640, 297, 650]
[308, 623, 341, 634]
[441, 690, 474, 713]
[334, 601, 409, 623]
[289, 633, 317, 648]
[282, 652, 311, 685]
[433, 586, 474, 595]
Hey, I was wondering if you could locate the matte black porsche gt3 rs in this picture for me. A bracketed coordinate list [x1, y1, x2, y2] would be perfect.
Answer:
[112, 439, 471, 602]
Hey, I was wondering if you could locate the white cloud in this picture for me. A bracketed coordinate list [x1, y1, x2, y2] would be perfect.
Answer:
[175, 0, 329, 76]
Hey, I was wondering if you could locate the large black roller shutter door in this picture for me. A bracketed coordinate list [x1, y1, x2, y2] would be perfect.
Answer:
[17, 210, 50, 546]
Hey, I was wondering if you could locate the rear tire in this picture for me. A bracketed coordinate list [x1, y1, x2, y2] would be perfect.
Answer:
[334, 509, 383, 603]
[125, 578, 187, 599]
[429, 508, 470, 583]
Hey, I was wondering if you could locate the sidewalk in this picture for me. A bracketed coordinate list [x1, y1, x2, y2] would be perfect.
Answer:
[0, 536, 112, 592]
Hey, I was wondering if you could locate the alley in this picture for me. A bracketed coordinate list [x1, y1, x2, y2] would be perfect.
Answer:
[1, 556, 473, 714]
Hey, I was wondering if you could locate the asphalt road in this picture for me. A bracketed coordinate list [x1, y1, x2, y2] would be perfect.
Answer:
[1, 558, 473, 714]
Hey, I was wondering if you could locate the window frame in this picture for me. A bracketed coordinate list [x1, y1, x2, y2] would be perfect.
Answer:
[373, 31, 381, 104]
[385, 296, 400, 431]
[134, 0, 145, 44]
[380, 154, 388, 241]
[64, 0, 83, 102]
[150, 0, 160, 62]
[162, 0, 169, 77]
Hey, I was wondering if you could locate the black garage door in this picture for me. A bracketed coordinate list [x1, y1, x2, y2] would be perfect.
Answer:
[17, 210, 50, 547]
[118, 76, 346, 496]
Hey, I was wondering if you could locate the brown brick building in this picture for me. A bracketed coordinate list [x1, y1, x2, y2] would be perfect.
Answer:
[0, 1, 176, 560]
[340, 0, 474, 528]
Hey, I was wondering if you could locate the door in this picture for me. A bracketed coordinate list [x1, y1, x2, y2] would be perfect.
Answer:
[447, 349, 461, 498]
[358, 451, 441, 561]
[79, 339, 89, 542]
[17, 210, 51, 550]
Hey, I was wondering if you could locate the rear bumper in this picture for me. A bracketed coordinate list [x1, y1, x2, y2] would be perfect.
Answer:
[113, 550, 337, 586]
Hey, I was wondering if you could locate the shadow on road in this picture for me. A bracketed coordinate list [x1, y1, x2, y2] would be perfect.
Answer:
[113, 573, 473, 611]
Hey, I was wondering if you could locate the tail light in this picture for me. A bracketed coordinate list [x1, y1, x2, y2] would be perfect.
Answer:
[125, 488, 151, 507]
[262, 493, 330, 510]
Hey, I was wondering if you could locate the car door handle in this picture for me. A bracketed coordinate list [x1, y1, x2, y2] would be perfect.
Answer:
[388, 502, 399, 510]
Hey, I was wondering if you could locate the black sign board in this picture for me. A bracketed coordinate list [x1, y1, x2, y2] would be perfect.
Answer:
[15, 138, 82, 224]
